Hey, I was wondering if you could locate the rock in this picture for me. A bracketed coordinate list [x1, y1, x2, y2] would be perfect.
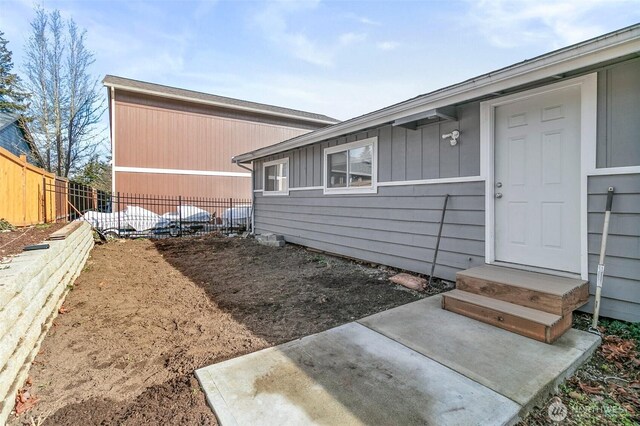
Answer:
[389, 273, 426, 291]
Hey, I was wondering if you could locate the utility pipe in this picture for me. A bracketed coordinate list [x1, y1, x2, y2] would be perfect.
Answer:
[591, 186, 614, 331]
[235, 161, 255, 234]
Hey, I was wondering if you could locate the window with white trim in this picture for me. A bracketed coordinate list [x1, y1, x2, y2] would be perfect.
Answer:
[324, 137, 377, 194]
[263, 158, 289, 195]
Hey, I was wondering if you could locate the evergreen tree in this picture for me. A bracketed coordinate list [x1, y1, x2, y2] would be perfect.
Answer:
[73, 154, 112, 192]
[0, 30, 29, 113]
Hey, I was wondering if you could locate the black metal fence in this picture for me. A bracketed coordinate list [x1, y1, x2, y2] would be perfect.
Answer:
[44, 182, 252, 239]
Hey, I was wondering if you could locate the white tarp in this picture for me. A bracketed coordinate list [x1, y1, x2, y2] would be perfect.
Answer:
[221, 204, 251, 227]
[82, 205, 211, 232]
[82, 211, 128, 231]
[124, 206, 171, 231]
[162, 205, 211, 223]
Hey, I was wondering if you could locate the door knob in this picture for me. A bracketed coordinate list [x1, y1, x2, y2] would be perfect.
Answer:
[495, 193, 503, 199]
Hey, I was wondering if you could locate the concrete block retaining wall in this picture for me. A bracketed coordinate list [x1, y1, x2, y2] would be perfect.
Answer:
[0, 222, 93, 423]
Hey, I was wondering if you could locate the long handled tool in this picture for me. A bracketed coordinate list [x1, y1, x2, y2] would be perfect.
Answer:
[428, 194, 449, 288]
[67, 200, 108, 242]
[590, 186, 614, 332]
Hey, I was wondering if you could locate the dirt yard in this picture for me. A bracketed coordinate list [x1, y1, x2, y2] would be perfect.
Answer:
[0, 223, 66, 260]
[10, 234, 433, 425]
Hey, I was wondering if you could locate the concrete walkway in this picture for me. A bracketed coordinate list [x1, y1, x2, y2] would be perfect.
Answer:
[196, 295, 600, 426]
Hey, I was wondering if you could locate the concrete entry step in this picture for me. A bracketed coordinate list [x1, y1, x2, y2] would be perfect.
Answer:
[196, 295, 601, 425]
[456, 265, 589, 316]
[442, 289, 573, 343]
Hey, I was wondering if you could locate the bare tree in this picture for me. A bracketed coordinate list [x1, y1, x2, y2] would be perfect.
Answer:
[23, 7, 104, 177]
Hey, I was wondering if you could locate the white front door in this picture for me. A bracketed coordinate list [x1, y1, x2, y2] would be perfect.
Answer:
[494, 85, 581, 273]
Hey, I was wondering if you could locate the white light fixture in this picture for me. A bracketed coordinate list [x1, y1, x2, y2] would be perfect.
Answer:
[442, 130, 460, 146]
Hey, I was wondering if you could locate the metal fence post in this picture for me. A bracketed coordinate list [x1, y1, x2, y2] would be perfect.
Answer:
[42, 176, 47, 223]
[117, 192, 121, 234]
[229, 197, 233, 234]
[178, 195, 182, 237]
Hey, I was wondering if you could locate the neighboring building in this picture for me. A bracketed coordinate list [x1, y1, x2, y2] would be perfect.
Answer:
[0, 112, 40, 166]
[234, 25, 640, 322]
[103, 76, 337, 199]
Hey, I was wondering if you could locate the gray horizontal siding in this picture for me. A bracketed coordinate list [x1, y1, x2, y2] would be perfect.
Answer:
[583, 173, 640, 322]
[253, 102, 481, 190]
[255, 182, 485, 281]
[249, 59, 640, 323]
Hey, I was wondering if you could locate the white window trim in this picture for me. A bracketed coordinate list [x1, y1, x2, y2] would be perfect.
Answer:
[588, 165, 640, 176]
[289, 186, 324, 191]
[263, 158, 290, 196]
[480, 73, 597, 281]
[323, 137, 378, 195]
[378, 176, 484, 187]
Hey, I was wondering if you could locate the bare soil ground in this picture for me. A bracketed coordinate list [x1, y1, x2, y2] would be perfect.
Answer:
[0, 223, 66, 260]
[10, 234, 432, 425]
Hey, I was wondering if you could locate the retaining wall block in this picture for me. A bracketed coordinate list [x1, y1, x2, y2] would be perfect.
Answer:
[0, 222, 93, 424]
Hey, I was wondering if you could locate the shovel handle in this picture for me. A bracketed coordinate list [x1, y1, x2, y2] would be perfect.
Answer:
[605, 187, 614, 212]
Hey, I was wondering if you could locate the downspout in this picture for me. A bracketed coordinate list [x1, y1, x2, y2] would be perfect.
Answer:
[235, 160, 255, 234]
[110, 86, 116, 195]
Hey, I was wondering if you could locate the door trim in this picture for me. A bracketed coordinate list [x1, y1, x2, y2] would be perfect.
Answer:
[480, 74, 597, 280]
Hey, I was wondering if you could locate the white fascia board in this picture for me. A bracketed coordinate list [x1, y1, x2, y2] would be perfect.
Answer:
[102, 83, 337, 126]
[233, 27, 640, 163]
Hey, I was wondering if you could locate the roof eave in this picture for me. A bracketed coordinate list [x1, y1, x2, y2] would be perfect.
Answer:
[102, 81, 338, 126]
[233, 24, 640, 164]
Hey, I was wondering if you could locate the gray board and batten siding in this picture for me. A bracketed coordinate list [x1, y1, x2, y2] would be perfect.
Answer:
[254, 101, 486, 282]
[252, 58, 640, 322]
[589, 58, 640, 322]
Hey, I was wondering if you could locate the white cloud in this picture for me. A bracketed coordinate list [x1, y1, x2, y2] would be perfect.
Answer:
[376, 41, 399, 51]
[339, 32, 367, 46]
[357, 16, 381, 26]
[253, 0, 334, 66]
[349, 14, 381, 26]
[466, 0, 628, 48]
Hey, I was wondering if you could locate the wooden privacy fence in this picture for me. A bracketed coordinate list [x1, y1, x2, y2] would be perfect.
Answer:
[0, 146, 55, 226]
[54, 177, 69, 221]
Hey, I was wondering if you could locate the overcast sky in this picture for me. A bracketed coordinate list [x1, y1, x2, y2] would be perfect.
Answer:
[2, 0, 640, 124]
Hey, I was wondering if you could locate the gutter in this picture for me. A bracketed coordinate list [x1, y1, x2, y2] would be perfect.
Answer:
[233, 24, 640, 163]
[234, 161, 255, 234]
[102, 82, 338, 126]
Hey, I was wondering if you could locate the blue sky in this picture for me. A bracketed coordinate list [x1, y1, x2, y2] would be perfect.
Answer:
[1, 0, 640, 123]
